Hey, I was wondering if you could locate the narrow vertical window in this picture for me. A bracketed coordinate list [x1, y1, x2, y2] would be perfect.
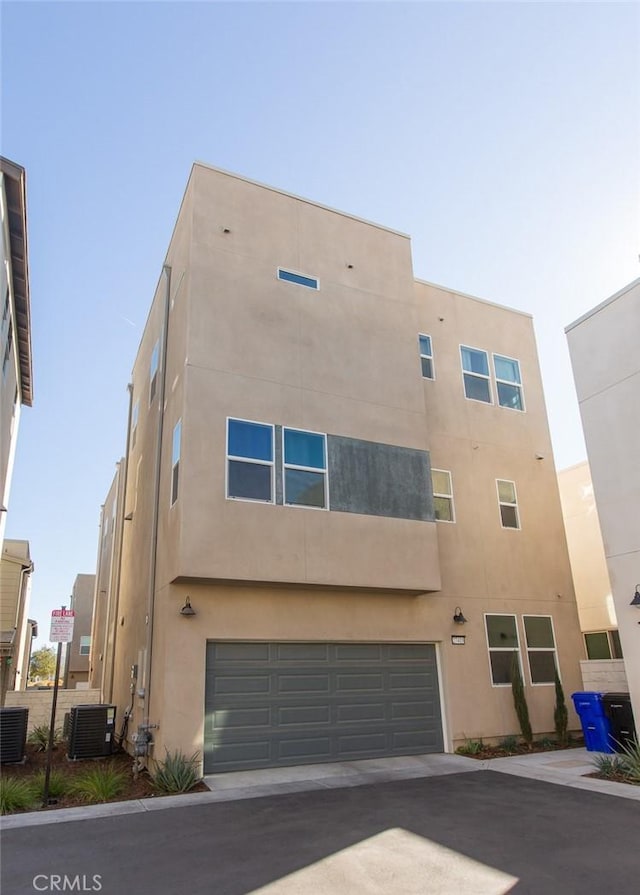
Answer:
[497, 480, 520, 529]
[149, 340, 159, 405]
[2, 320, 12, 379]
[131, 399, 139, 450]
[493, 355, 524, 411]
[283, 428, 327, 508]
[171, 419, 181, 506]
[523, 616, 558, 684]
[461, 346, 491, 403]
[431, 469, 454, 522]
[227, 418, 274, 502]
[485, 614, 521, 686]
[79, 635, 92, 656]
[418, 334, 434, 380]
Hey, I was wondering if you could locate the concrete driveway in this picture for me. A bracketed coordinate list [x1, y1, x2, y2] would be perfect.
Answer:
[2, 771, 638, 895]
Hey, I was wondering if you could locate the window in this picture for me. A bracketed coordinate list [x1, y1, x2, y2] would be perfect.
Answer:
[277, 268, 319, 290]
[227, 418, 274, 502]
[431, 469, 454, 522]
[493, 355, 524, 411]
[2, 320, 12, 379]
[461, 346, 491, 403]
[584, 630, 624, 660]
[283, 428, 327, 508]
[171, 419, 181, 506]
[418, 334, 434, 379]
[497, 480, 520, 529]
[149, 340, 159, 404]
[523, 616, 558, 684]
[131, 399, 139, 449]
[79, 636, 91, 656]
[485, 614, 521, 685]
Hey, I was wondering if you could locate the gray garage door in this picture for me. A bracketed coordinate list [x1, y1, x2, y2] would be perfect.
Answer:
[204, 642, 443, 773]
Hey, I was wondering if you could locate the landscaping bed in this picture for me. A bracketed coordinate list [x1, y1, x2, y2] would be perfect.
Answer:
[455, 735, 584, 760]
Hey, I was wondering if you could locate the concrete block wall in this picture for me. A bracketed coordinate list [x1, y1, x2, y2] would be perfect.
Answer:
[4, 688, 101, 732]
[580, 660, 628, 693]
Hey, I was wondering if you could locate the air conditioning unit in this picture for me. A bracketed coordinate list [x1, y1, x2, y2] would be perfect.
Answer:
[0, 706, 29, 764]
[68, 704, 116, 760]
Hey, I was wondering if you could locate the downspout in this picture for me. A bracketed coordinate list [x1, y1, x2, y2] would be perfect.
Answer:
[106, 380, 134, 704]
[141, 264, 172, 747]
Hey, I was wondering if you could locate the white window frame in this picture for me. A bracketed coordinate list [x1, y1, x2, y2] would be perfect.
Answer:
[149, 340, 160, 405]
[131, 399, 139, 450]
[418, 333, 435, 380]
[277, 267, 320, 290]
[460, 344, 492, 404]
[493, 353, 525, 412]
[523, 614, 558, 686]
[226, 417, 275, 505]
[484, 613, 523, 688]
[496, 479, 520, 530]
[583, 630, 623, 660]
[431, 468, 455, 523]
[283, 426, 329, 511]
[79, 635, 91, 657]
[170, 419, 182, 507]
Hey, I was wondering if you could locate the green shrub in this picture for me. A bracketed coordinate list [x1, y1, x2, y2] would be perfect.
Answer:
[455, 739, 484, 756]
[553, 668, 568, 746]
[592, 752, 629, 779]
[31, 769, 71, 799]
[27, 725, 62, 752]
[152, 750, 200, 794]
[70, 764, 128, 803]
[498, 736, 519, 753]
[537, 736, 555, 749]
[615, 738, 640, 783]
[0, 776, 38, 814]
[510, 653, 533, 746]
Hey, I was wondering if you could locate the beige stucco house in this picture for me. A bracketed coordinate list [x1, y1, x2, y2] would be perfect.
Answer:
[62, 573, 96, 689]
[566, 279, 640, 729]
[94, 163, 584, 774]
[0, 157, 33, 551]
[0, 539, 34, 702]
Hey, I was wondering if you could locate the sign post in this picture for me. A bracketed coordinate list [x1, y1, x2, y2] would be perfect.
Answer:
[42, 606, 75, 807]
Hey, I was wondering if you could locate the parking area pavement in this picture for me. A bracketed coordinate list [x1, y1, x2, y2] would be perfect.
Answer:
[2, 769, 639, 895]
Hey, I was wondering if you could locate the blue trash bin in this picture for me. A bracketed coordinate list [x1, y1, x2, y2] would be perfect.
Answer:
[571, 692, 614, 753]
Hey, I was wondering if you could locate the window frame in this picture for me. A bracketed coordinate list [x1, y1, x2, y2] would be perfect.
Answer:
[460, 344, 493, 404]
[418, 333, 435, 380]
[584, 630, 624, 660]
[226, 417, 275, 505]
[131, 399, 140, 450]
[170, 418, 182, 507]
[523, 614, 558, 686]
[149, 340, 160, 405]
[484, 613, 523, 688]
[79, 635, 91, 657]
[282, 426, 329, 511]
[277, 267, 319, 290]
[431, 468, 455, 523]
[496, 479, 520, 530]
[493, 353, 525, 412]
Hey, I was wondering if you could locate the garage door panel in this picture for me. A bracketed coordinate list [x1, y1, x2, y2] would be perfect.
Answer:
[204, 641, 443, 773]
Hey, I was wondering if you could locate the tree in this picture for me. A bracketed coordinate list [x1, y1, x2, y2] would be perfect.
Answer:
[554, 666, 568, 746]
[29, 646, 57, 681]
[511, 652, 533, 746]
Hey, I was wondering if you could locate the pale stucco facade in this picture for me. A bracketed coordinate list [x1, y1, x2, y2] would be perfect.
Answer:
[0, 539, 34, 702]
[95, 163, 584, 772]
[566, 279, 640, 728]
[63, 573, 96, 688]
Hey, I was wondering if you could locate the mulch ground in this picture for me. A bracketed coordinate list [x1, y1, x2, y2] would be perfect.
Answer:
[2, 744, 209, 813]
[458, 739, 584, 760]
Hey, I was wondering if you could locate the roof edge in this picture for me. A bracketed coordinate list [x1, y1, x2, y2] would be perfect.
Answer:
[565, 277, 640, 333]
[414, 277, 533, 319]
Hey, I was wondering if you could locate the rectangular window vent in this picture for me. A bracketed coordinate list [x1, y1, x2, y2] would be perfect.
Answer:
[277, 268, 319, 290]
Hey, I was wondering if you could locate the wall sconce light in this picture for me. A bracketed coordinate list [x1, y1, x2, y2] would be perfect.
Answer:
[630, 585, 640, 607]
[180, 597, 196, 617]
[453, 607, 467, 624]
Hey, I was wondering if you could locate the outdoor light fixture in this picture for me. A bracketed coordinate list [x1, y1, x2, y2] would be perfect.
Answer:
[453, 607, 467, 624]
[630, 585, 640, 608]
[180, 597, 196, 617]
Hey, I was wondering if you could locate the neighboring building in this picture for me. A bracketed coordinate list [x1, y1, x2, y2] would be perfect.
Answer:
[566, 279, 640, 727]
[0, 157, 33, 550]
[63, 573, 96, 689]
[558, 461, 622, 657]
[0, 539, 34, 702]
[95, 163, 584, 774]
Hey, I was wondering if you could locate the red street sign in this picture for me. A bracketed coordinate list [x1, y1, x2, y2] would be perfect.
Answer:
[49, 609, 75, 643]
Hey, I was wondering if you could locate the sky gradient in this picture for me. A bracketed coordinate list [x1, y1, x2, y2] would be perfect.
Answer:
[2, 1, 639, 646]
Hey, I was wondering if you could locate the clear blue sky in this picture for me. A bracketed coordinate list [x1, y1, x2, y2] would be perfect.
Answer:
[2, 1, 639, 647]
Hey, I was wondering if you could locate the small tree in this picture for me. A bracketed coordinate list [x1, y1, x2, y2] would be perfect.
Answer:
[511, 652, 533, 747]
[554, 666, 568, 746]
[29, 646, 56, 682]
